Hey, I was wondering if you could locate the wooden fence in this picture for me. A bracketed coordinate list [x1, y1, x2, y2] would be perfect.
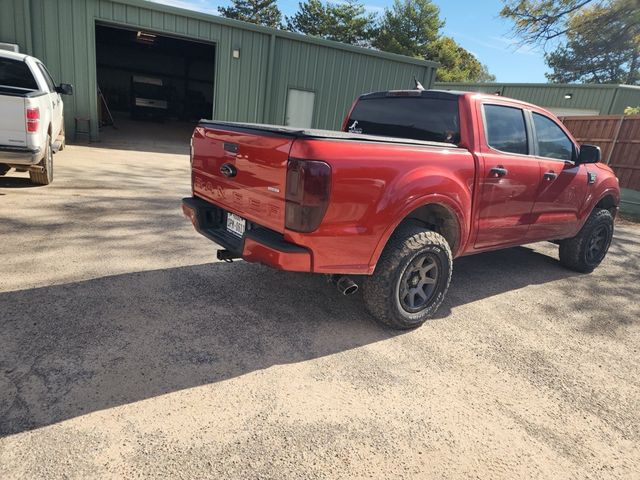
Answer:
[559, 115, 640, 191]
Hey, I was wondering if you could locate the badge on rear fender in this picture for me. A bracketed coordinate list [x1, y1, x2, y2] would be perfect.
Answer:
[267, 186, 280, 193]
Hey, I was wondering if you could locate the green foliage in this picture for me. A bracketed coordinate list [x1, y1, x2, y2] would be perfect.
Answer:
[286, 0, 377, 45]
[373, 0, 496, 82]
[372, 0, 442, 57]
[500, 0, 596, 43]
[625, 106, 640, 115]
[218, 0, 282, 28]
[501, 0, 640, 85]
[427, 36, 497, 82]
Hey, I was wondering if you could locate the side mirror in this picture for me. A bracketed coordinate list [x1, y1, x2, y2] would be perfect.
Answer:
[55, 83, 73, 95]
[578, 144, 600, 164]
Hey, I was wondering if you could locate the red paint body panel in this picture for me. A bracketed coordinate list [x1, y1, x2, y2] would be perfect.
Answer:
[191, 126, 291, 233]
[242, 236, 312, 272]
[286, 138, 474, 273]
[186, 92, 620, 274]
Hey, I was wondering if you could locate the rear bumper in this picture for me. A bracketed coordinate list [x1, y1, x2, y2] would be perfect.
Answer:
[182, 196, 312, 272]
[0, 145, 42, 165]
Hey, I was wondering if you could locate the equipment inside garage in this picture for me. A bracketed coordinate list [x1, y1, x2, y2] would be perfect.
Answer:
[95, 23, 215, 130]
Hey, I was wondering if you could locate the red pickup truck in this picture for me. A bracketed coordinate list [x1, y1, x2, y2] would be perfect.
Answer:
[182, 90, 619, 329]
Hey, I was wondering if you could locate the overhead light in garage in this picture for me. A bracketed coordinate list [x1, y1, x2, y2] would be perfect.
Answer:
[136, 31, 156, 45]
[564, 93, 573, 99]
[232, 49, 240, 59]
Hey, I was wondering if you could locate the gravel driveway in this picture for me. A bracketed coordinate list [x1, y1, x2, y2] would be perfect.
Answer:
[1, 144, 639, 479]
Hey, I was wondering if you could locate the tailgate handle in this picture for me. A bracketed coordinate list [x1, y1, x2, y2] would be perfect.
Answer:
[220, 163, 237, 178]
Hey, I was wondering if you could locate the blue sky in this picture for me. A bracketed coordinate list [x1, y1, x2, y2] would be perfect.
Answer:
[149, 0, 549, 82]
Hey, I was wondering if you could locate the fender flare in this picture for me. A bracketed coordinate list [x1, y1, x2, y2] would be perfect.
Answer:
[368, 193, 468, 271]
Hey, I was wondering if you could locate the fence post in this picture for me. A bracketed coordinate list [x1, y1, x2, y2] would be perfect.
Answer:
[606, 115, 625, 165]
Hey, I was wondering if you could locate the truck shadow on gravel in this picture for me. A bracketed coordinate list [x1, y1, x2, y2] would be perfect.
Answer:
[0, 176, 41, 188]
[1, 240, 635, 436]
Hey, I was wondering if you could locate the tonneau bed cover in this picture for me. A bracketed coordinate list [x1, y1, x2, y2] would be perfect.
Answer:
[198, 120, 460, 149]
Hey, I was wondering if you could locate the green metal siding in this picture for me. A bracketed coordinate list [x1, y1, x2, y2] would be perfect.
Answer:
[0, 0, 436, 139]
[611, 87, 640, 113]
[271, 37, 433, 130]
[434, 82, 640, 115]
[0, 0, 31, 53]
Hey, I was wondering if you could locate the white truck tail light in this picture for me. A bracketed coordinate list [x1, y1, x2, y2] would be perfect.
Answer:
[26, 107, 40, 133]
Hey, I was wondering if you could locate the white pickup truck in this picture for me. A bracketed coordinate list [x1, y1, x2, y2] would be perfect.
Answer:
[0, 49, 72, 185]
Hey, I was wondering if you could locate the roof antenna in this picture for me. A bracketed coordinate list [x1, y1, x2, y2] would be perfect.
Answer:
[414, 76, 425, 91]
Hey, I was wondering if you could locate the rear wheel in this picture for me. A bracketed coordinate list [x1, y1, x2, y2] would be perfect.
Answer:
[363, 225, 452, 329]
[29, 134, 53, 185]
[559, 208, 614, 273]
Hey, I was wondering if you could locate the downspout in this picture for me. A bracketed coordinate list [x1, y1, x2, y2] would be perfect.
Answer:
[262, 33, 276, 124]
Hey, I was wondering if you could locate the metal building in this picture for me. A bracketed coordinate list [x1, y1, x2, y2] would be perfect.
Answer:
[434, 82, 640, 117]
[0, 0, 437, 140]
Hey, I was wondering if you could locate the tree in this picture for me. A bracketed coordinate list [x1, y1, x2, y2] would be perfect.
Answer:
[372, 0, 442, 58]
[427, 36, 497, 82]
[477, 64, 497, 82]
[286, 0, 377, 45]
[218, 0, 282, 28]
[501, 0, 639, 84]
[373, 0, 496, 82]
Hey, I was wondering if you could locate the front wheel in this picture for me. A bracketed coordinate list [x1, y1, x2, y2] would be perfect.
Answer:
[559, 208, 614, 273]
[363, 225, 452, 329]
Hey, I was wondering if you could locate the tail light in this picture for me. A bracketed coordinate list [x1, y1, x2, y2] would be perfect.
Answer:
[26, 107, 39, 133]
[285, 159, 331, 232]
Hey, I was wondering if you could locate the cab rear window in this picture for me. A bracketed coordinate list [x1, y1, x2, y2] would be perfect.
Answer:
[0, 58, 38, 90]
[346, 96, 460, 144]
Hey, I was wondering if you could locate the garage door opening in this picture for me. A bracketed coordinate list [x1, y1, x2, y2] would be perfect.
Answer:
[94, 23, 215, 150]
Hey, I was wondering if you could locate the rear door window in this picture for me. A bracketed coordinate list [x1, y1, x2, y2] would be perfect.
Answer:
[36, 62, 56, 92]
[532, 113, 574, 161]
[346, 96, 460, 144]
[0, 58, 38, 90]
[484, 104, 528, 155]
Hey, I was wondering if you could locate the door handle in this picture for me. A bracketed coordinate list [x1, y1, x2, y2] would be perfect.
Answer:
[490, 166, 508, 177]
[543, 171, 557, 180]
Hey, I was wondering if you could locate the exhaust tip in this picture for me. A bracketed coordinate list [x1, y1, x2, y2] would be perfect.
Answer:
[217, 250, 239, 262]
[334, 276, 358, 296]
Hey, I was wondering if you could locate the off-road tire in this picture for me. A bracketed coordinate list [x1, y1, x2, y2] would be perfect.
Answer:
[29, 134, 53, 185]
[363, 225, 452, 329]
[0, 164, 10, 176]
[558, 208, 613, 273]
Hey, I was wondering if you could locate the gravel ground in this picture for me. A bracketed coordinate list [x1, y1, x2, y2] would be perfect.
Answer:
[1, 144, 639, 479]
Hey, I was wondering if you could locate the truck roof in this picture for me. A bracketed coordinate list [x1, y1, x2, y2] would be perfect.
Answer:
[0, 49, 30, 62]
[360, 88, 546, 112]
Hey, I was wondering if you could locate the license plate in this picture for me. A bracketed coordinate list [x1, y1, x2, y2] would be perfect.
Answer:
[226, 213, 246, 237]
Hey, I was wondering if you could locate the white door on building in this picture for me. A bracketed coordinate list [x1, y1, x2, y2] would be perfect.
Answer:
[286, 89, 315, 128]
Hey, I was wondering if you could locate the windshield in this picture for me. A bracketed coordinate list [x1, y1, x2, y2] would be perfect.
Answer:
[346, 96, 460, 144]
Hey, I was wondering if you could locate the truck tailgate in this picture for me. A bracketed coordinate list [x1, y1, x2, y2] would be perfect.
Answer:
[0, 95, 26, 146]
[191, 124, 293, 234]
